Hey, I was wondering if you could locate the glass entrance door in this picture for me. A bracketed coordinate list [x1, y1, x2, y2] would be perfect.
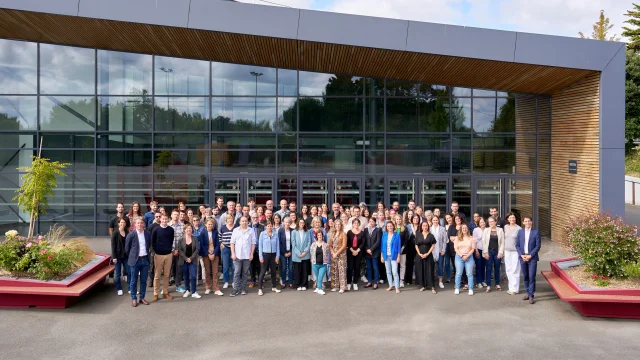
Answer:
[333, 178, 362, 207]
[421, 178, 448, 212]
[475, 177, 535, 225]
[387, 178, 415, 210]
[475, 178, 502, 221]
[213, 178, 242, 205]
[301, 178, 328, 207]
[246, 178, 275, 207]
[213, 177, 275, 207]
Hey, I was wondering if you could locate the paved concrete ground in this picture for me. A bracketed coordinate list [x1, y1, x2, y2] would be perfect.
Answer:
[0, 237, 638, 360]
[625, 204, 640, 227]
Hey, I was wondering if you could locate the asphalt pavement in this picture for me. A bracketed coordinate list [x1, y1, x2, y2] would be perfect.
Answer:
[0, 236, 638, 360]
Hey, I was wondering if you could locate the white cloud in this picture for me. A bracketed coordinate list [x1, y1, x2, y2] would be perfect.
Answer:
[236, 0, 636, 41]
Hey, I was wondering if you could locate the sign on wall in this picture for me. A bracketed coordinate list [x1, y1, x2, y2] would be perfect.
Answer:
[568, 160, 578, 174]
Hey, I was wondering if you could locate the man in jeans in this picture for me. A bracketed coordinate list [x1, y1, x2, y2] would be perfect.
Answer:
[230, 216, 256, 297]
[169, 210, 185, 292]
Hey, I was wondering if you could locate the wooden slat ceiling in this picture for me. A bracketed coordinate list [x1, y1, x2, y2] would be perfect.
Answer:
[0, 9, 597, 94]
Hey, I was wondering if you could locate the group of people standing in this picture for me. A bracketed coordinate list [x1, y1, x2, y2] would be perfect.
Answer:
[109, 197, 542, 307]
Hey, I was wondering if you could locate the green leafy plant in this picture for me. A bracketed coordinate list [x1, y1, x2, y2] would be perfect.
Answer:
[566, 211, 640, 278]
[0, 237, 22, 272]
[12, 145, 69, 239]
[594, 278, 610, 287]
[31, 245, 84, 280]
[623, 262, 640, 278]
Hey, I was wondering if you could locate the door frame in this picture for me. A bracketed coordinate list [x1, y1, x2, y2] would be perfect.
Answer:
[210, 175, 276, 207]
[473, 175, 537, 225]
[418, 176, 451, 210]
[331, 176, 364, 207]
[297, 176, 330, 207]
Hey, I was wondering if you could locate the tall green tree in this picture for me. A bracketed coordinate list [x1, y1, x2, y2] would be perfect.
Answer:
[626, 49, 640, 152]
[579, 10, 620, 41]
[623, 3, 640, 51]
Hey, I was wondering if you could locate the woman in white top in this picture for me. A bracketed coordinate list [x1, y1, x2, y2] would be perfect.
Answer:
[503, 213, 522, 295]
[472, 217, 487, 288]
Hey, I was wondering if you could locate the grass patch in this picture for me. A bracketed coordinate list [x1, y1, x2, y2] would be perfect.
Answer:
[626, 149, 640, 177]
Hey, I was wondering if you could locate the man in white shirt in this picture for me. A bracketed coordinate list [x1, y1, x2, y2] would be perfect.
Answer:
[230, 216, 257, 297]
[348, 207, 367, 231]
[515, 216, 541, 304]
[125, 218, 151, 307]
[275, 199, 289, 219]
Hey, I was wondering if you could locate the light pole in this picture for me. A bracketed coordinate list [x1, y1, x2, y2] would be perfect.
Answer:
[250, 71, 263, 127]
[159, 67, 172, 108]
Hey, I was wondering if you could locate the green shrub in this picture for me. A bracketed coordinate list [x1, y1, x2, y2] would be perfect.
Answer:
[566, 211, 640, 278]
[32, 245, 83, 280]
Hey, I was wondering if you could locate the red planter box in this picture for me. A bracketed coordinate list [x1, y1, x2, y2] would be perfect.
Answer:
[0, 254, 114, 309]
[542, 257, 640, 319]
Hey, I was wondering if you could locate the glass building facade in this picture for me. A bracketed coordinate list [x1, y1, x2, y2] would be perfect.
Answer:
[0, 39, 550, 236]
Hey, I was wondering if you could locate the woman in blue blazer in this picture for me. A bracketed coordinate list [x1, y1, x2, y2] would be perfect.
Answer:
[292, 218, 311, 290]
[380, 220, 402, 294]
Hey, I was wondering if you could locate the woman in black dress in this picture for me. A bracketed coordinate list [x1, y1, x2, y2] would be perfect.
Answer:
[415, 221, 437, 293]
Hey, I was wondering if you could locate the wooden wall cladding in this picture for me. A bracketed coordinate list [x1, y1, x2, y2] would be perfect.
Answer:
[0, 9, 597, 95]
[551, 74, 600, 243]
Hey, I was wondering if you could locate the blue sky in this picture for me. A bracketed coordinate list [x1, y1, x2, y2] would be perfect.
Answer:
[238, 0, 632, 40]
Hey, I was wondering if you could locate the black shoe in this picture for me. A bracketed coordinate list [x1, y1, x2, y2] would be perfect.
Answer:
[529, 297, 535, 304]
[522, 295, 530, 301]
[230, 291, 238, 297]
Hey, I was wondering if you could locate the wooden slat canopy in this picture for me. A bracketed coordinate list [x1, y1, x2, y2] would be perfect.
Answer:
[0, 8, 597, 95]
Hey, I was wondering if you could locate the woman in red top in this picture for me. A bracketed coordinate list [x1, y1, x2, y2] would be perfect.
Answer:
[346, 218, 365, 291]
[127, 201, 143, 232]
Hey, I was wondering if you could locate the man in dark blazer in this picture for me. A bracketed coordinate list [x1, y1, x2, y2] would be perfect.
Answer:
[249, 213, 265, 288]
[515, 216, 541, 304]
[364, 217, 382, 289]
[278, 217, 294, 289]
[125, 217, 152, 307]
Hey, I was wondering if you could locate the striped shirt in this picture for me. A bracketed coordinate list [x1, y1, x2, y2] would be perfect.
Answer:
[169, 221, 184, 250]
[220, 225, 237, 247]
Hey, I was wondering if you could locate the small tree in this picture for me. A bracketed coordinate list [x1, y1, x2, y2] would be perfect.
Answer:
[12, 138, 69, 239]
[579, 9, 620, 41]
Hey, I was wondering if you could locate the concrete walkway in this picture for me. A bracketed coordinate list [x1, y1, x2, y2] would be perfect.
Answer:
[0, 237, 638, 359]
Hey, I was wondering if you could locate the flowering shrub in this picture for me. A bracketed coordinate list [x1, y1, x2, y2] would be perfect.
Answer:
[566, 211, 640, 278]
[0, 227, 88, 280]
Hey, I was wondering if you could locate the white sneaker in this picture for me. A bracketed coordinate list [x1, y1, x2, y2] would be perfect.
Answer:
[318, 290, 326, 295]
[223, 282, 229, 289]
[400, 281, 405, 288]
[219, 273, 223, 280]
[469, 290, 474, 296]
[439, 282, 444, 289]
[214, 290, 223, 296]
[314, 289, 318, 293]
[353, 284, 358, 291]
[258, 289, 263, 296]
[477, 283, 483, 289]
[331, 288, 337, 292]
[128, 290, 131, 294]
[183, 291, 191, 298]
[272, 288, 281, 293]
[123, 275, 127, 282]
[297, 287, 302, 291]
[301, 287, 306, 291]
[379, 280, 384, 284]
[191, 292, 201, 299]
[361, 275, 368, 283]
[454, 289, 460, 295]
[205, 289, 211, 295]
[117, 290, 123, 296]
[347, 284, 352, 291]
[339, 289, 344, 294]
[160, 290, 164, 295]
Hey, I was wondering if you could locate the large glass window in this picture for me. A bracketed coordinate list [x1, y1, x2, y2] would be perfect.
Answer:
[98, 96, 152, 131]
[98, 50, 152, 95]
[0, 96, 37, 130]
[450, 97, 471, 132]
[212, 62, 276, 96]
[155, 97, 209, 131]
[299, 97, 363, 132]
[40, 96, 96, 131]
[0, 39, 37, 94]
[154, 56, 208, 95]
[299, 72, 363, 96]
[211, 97, 276, 131]
[40, 44, 95, 94]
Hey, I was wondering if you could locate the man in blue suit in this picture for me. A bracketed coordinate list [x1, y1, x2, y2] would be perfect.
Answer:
[515, 216, 541, 304]
[126, 217, 152, 307]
